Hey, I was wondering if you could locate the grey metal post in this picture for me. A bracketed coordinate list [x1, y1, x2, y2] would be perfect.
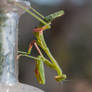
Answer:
[0, 11, 19, 85]
[0, 0, 30, 85]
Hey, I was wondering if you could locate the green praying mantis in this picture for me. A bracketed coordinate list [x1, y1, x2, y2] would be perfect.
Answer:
[16, 3, 66, 84]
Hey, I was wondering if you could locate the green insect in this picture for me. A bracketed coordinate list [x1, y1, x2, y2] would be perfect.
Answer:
[16, 3, 67, 84]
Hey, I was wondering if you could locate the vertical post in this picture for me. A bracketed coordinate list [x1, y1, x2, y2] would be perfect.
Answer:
[0, 12, 19, 85]
[0, 0, 30, 85]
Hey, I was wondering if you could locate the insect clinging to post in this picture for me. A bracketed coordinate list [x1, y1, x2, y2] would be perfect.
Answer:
[17, 3, 67, 84]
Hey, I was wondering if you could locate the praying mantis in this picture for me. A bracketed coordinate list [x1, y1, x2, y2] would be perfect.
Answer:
[16, 3, 66, 84]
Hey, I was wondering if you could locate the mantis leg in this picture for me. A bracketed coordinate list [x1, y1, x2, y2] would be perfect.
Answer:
[28, 40, 43, 56]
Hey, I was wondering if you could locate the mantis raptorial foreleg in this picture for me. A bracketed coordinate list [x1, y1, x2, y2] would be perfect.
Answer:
[28, 40, 43, 56]
[35, 56, 45, 84]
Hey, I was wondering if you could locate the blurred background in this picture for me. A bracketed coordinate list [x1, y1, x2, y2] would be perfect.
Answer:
[18, 0, 92, 92]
